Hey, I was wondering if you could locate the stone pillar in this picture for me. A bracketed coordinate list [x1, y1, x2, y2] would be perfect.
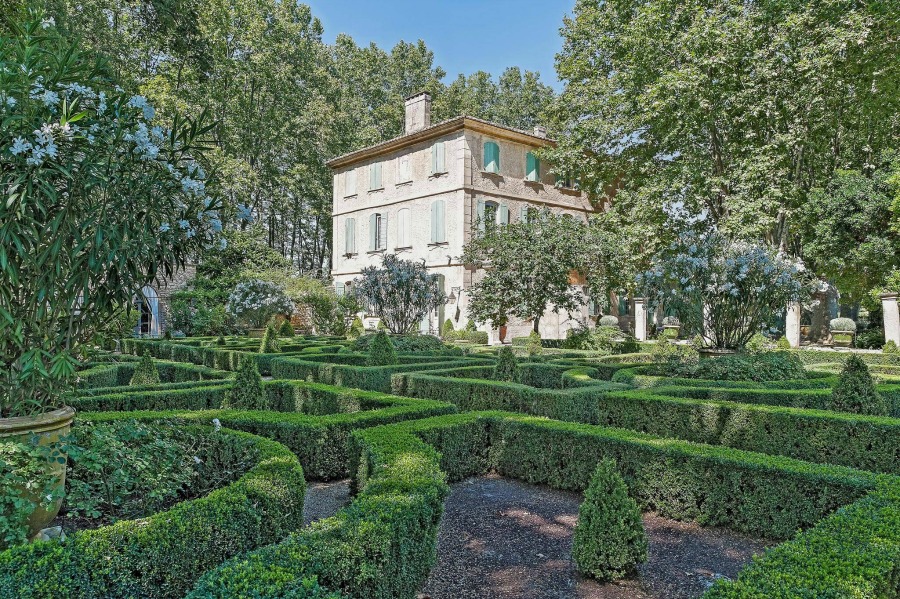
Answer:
[785, 302, 801, 348]
[883, 293, 900, 346]
[634, 298, 647, 342]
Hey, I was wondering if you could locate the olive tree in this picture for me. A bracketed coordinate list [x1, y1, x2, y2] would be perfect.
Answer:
[351, 255, 446, 334]
[0, 17, 222, 417]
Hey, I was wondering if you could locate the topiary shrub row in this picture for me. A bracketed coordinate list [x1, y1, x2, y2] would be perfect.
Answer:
[76, 359, 228, 389]
[350, 332, 447, 354]
[0, 426, 306, 599]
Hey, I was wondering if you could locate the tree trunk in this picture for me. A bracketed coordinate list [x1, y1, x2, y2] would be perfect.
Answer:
[532, 317, 540, 334]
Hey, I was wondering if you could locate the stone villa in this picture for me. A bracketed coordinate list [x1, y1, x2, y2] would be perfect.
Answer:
[327, 92, 614, 342]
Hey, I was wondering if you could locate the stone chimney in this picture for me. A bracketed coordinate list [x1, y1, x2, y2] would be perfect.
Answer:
[533, 125, 548, 138]
[404, 91, 432, 135]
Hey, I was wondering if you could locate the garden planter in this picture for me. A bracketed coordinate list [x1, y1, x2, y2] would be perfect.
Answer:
[832, 332, 854, 348]
[662, 325, 680, 339]
[698, 348, 737, 360]
[247, 328, 266, 338]
[0, 406, 75, 539]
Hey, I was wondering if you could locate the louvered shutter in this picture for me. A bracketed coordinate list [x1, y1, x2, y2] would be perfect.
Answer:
[335, 282, 345, 297]
[484, 142, 499, 173]
[370, 162, 382, 190]
[432, 141, 445, 174]
[369, 213, 377, 250]
[431, 200, 446, 243]
[476, 198, 486, 234]
[379, 213, 388, 250]
[499, 204, 509, 226]
[345, 218, 355, 254]
[526, 152, 540, 181]
[520, 205, 529, 223]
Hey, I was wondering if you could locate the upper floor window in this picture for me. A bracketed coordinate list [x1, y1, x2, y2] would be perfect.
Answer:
[398, 154, 411, 183]
[430, 199, 446, 243]
[344, 169, 357, 196]
[369, 212, 387, 251]
[397, 208, 411, 247]
[369, 162, 383, 191]
[556, 172, 579, 189]
[483, 141, 500, 173]
[431, 141, 446, 175]
[344, 217, 356, 254]
[525, 151, 540, 182]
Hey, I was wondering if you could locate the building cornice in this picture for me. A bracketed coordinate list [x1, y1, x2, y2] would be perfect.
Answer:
[326, 116, 558, 170]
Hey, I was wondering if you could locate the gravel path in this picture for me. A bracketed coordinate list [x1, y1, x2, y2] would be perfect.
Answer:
[302, 479, 351, 526]
[420, 475, 771, 599]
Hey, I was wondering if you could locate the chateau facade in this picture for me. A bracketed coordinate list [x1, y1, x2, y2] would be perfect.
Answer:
[327, 92, 600, 342]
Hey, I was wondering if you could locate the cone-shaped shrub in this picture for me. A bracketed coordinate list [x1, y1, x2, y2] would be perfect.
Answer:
[348, 317, 364, 340]
[526, 331, 543, 356]
[366, 331, 398, 366]
[278, 319, 295, 337]
[130, 353, 160, 386]
[829, 355, 887, 415]
[493, 346, 519, 382]
[259, 323, 280, 353]
[573, 459, 647, 581]
[885, 340, 899, 355]
[441, 319, 456, 339]
[224, 355, 265, 410]
[215, 335, 227, 346]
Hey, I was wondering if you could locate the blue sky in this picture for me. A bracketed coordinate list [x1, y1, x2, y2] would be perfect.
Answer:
[306, 0, 575, 90]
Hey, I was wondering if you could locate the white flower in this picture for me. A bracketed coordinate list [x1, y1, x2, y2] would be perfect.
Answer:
[193, 456, 202, 465]
[127, 95, 155, 120]
[218, 237, 228, 250]
[237, 203, 253, 222]
[212, 418, 221, 431]
[40, 17, 55, 28]
[159, 223, 171, 232]
[5, 96, 15, 108]
[10, 137, 31, 155]
[178, 219, 190, 229]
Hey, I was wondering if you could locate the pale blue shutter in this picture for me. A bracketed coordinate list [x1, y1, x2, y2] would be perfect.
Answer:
[431, 200, 446, 243]
[335, 282, 345, 297]
[370, 162, 382, 189]
[526, 152, 540, 181]
[345, 218, 355, 254]
[499, 204, 509, 226]
[432, 141, 445, 174]
[369, 213, 377, 250]
[476, 198, 486, 234]
[379, 213, 388, 250]
[520, 205, 529, 223]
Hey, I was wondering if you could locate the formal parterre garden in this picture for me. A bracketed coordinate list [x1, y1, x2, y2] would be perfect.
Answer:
[2, 328, 900, 598]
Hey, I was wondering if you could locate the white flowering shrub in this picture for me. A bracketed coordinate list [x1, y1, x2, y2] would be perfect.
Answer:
[352, 255, 447, 334]
[226, 280, 294, 328]
[639, 232, 807, 350]
[0, 17, 222, 417]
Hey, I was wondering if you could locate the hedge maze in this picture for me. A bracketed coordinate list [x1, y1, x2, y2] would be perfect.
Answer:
[5, 338, 900, 598]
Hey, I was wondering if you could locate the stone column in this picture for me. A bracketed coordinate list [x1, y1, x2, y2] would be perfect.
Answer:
[634, 298, 647, 342]
[785, 302, 801, 348]
[883, 293, 900, 346]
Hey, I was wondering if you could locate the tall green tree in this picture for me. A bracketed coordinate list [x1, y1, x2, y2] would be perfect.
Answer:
[548, 0, 900, 254]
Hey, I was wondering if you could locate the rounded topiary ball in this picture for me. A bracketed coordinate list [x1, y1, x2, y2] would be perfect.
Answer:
[573, 459, 647, 582]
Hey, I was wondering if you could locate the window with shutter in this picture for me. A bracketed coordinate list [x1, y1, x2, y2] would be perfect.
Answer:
[483, 141, 499, 173]
[476, 197, 486, 234]
[397, 208, 410, 247]
[345, 169, 356, 196]
[526, 152, 540, 182]
[369, 162, 382, 190]
[378, 212, 388, 250]
[431, 141, 446, 174]
[345, 218, 356, 254]
[499, 204, 509, 226]
[483, 200, 499, 233]
[335, 282, 345, 297]
[520, 205, 530, 223]
[431, 200, 446, 243]
[398, 154, 411, 183]
[369, 213, 377, 251]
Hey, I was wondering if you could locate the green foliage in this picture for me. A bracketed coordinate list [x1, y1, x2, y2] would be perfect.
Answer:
[775, 337, 792, 350]
[743, 333, 771, 354]
[525, 331, 543, 356]
[130, 354, 161, 386]
[0, 438, 65, 549]
[650, 335, 698, 366]
[279, 320, 295, 337]
[0, 16, 221, 417]
[563, 325, 640, 354]
[885, 340, 899, 354]
[351, 334, 445, 354]
[352, 255, 446, 334]
[829, 355, 887, 416]
[259, 323, 281, 353]
[365, 331, 398, 366]
[493, 346, 519, 382]
[462, 208, 585, 331]
[573, 460, 647, 581]
[829, 317, 857, 333]
[598, 315, 620, 328]
[668, 351, 807, 383]
[302, 289, 361, 337]
[348, 317, 365, 340]
[224, 356, 265, 410]
[441, 319, 455, 338]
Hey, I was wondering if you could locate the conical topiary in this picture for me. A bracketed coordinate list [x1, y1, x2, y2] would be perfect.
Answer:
[366, 330, 398, 366]
[526, 331, 543, 356]
[573, 459, 647, 581]
[441, 319, 456, 340]
[259, 323, 280, 353]
[278, 319, 295, 337]
[130, 353, 160, 386]
[829, 355, 887, 416]
[493, 346, 518, 382]
[348, 317, 364, 340]
[223, 355, 266, 410]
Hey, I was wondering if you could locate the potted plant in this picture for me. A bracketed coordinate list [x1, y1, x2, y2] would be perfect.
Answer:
[0, 17, 221, 544]
[662, 316, 681, 339]
[829, 317, 857, 348]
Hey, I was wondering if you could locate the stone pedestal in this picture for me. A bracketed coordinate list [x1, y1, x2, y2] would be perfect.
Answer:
[883, 293, 900, 346]
[634, 298, 647, 342]
[785, 303, 801, 348]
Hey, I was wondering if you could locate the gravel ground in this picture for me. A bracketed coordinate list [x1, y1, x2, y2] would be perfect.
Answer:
[420, 474, 771, 599]
[302, 479, 351, 526]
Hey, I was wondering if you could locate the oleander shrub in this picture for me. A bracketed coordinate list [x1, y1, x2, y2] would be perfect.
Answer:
[259, 323, 280, 353]
[855, 327, 885, 349]
[743, 333, 772, 354]
[130, 353, 160, 386]
[493, 346, 519, 382]
[223, 355, 265, 410]
[278, 320, 295, 337]
[829, 355, 887, 416]
[366, 331, 398, 366]
[573, 459, 647, 582]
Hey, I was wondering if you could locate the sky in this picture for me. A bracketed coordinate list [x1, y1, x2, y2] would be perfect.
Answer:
[306, 0, 576, 90]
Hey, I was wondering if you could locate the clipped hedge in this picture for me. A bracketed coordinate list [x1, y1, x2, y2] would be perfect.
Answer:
[791, 349, 900, 367]
[76, 359, 228, 389]
[0, 427, 306, 599]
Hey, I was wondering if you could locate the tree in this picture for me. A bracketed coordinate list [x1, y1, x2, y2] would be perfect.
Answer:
[301, 288, 362, 336]
[493, 346, 519, 382]
[462, 209, 585, 332]
[226, 280, 294, 329]
[351, 255, 446, 335]
[640, 231, 808, 349]
[0, 17, 220, 418]
[224, 355, 266, 410]
[800, 156, 900, 304]
[259, 323, 280, 353]
[573, 459, 647, 581]
[548, 0, 900, 254]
